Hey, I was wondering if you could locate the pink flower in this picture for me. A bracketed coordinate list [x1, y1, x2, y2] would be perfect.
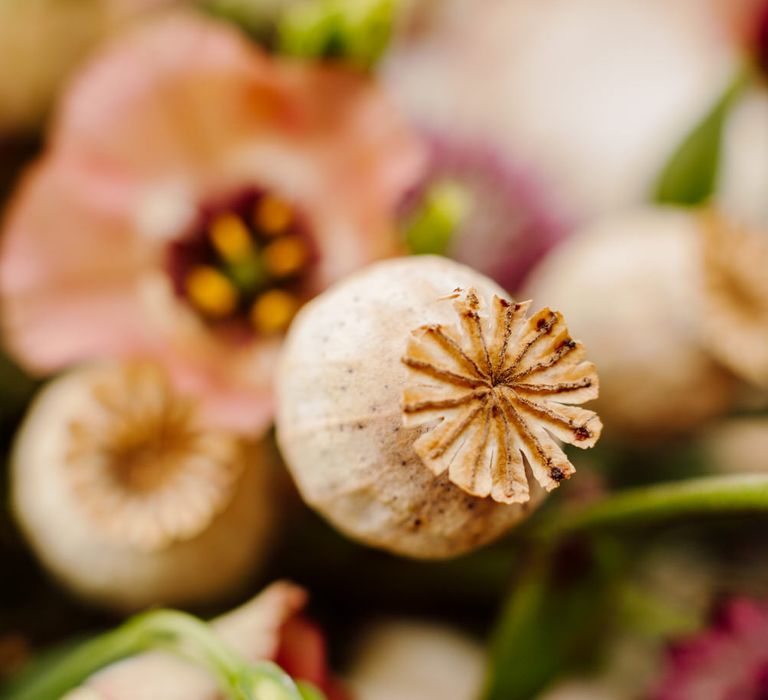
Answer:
[656, 598, 768, 700]
[0, 11, 424, 433]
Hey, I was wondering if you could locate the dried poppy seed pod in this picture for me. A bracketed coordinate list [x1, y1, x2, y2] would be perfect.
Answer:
[276, 256, 601, 558]
[697, 210, 768, 389]
[12, 361, 275, 612]
[526, 207, 737, 439]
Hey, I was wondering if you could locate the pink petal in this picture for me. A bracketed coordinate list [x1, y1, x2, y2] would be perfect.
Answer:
[1, 161, 156, 372]
[167, 357, 276, 434]
[273, 63, 426, 288]
[51, 12, 286, 179]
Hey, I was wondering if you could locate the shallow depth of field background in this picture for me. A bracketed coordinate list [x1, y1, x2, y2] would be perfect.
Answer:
[1, 1, 768, 699]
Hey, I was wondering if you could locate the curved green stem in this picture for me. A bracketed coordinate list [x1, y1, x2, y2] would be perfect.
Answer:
[5, 610, 308, 700]
[539, 474, 768, 539]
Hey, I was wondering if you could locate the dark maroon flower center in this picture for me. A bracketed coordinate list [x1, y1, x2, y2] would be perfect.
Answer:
[166, 189, 315, 336]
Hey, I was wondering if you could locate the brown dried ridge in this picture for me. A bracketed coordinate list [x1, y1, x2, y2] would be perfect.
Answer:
[66, 363, 243, 551]
[401, 288, 602, 504]
[699, 210, 768, 388]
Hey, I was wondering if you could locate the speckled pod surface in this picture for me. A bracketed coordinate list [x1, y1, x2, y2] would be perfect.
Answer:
[276, 256, 545, 559]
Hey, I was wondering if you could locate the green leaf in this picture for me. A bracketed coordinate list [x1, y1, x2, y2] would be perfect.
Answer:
[404, 180, 471, 255]
[277, 0, 399, 70]
[654, 67, 749, 205]
[483, 539, 622, 700]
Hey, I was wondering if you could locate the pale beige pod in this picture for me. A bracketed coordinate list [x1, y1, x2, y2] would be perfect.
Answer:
[701, 416, 768, 476]
[717, 88, 768, 233]
[526, 207, 736, 439]
[346, 619, 486, 700]
[12, 361, 274, 612]
[697, 210, 768, 390]
[277, 256, 602, 558]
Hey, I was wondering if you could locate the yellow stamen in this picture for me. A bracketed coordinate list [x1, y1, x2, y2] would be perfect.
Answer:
[255, 195, 293, 235]
[185, 266, 238, 318]
[210, 214, 253, 261]
[262, 236, 308, 278]
[250, 289, 299, 334]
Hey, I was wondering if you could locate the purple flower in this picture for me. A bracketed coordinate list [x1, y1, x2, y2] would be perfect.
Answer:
[403, 131, 571, 292]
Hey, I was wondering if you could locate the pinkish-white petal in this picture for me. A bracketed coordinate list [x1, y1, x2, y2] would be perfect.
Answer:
[1, 162, 156, 371]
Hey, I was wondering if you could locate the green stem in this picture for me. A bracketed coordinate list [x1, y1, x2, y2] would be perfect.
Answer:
[539, 474, 768, 539]
[6, 610, 307, 700]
